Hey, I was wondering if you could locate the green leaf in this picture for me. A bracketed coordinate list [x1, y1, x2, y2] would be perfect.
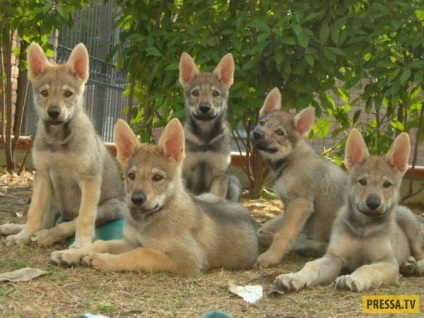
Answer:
[145, 46, 162, 56]
[305, 54, 314, 66]
[297, 29, 310, 48]
[399, 68, 411, 85]
[319, 24, 330, 45]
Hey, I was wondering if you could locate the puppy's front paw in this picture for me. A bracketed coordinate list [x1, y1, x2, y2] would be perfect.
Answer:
[31, 229, 57, 246]
[400, 256, 417, 277]
[334, 275, 364, 292]
[4, 234, 31, 247]
[254, 250, 281, 268]
[0, 223, 24, 236]
[70, 236, 93, 249]
[257, 229, 274, 247]
[82, 253, 111, 270]
[274, 273, 306, 292]
[49, 250, 86, 267]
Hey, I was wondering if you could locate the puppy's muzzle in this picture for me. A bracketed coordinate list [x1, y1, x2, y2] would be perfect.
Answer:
[131, 191, 146, 206]
[366, 196, 381, 211]
[199, 103, 211, 114]
[252, 130, 264, 141]
[47, 106, 61, 119]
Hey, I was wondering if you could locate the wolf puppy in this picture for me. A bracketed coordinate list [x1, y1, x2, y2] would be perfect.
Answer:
[275, 129, 424, 292]
[252, 88, 347, 268]
[49, 118, 258, 275]
[0, 43, 126, 248]
[179, 52, 241, 201]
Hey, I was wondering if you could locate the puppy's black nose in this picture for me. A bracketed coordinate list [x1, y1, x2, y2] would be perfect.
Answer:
[366, 196, 381, 210]
[199, 104, 211, 114]
[131, 191, 146, 206]
[252, 130, 263, 141]
[47, 106, 61, 119]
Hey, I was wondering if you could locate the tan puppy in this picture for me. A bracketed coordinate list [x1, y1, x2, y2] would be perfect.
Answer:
[179, 52, 241, 201]
[251, 88, 348, 267]
[275, 129, 424, 292]
[49, 118, 258, 275]
[0, 43, 126, 248]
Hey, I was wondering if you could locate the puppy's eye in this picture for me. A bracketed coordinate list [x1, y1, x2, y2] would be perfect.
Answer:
[275, 129, 284, 136]
[128, 172, 135, 180]
[383, 181, 392, 188]
[212, 91, 220, 97]
[152, 174, 163, 182]
[64, 90, 73, 97]
[358, 179, 367, 186]
[192, 90, 199, 97]
[40, 90, 48, 97]
[260, 120, 266, 126]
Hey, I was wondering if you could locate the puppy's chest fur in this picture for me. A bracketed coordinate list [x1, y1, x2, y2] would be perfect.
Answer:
[183, 118, 231, 168]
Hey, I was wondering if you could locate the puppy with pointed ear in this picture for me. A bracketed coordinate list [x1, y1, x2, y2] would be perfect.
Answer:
[157, 118, 185, 163]
[179, 52, 234, 89]
[385, 132, 410, 176]
[344, 129, 371, 171]
[114, 119, 142, 167]
[27, 42, 89, 84]
[259, 87, 282, 116]
[345, 128, 410, 176]
[212, 53, 234, 88]
[258, 87, 315, 137]
[252, 87, 349, 269]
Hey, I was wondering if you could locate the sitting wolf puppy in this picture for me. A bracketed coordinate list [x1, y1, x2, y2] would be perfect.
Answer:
[179, 52, 241, 201]
[251, 88, 348, 268]
[275, 129, 424, 292]
[49, 119, 258, 275]
[0, 42, 126, 248]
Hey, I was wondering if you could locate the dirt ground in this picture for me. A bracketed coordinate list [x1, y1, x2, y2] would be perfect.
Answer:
[0, 169, 423, 318]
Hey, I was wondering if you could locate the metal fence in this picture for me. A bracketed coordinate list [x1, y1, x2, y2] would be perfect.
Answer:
[23, 0, 130, 142]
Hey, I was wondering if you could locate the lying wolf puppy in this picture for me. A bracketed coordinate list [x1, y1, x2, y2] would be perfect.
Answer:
[275, 129, 424, 292]
[252, 88, 347, 268]
[49, 119, 258, 275]
[179, 52, 241, 201]
[0, 42, 126, 248]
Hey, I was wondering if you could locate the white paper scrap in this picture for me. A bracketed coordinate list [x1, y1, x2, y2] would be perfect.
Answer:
[228, 281, 263, 303]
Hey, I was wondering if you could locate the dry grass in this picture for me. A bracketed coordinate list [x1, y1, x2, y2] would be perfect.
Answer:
[0, 169, 423, 318]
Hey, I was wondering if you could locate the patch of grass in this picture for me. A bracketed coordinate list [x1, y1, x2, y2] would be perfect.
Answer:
[0, 260, 28, 270]
[0, 287, 16, 297]
[96, 303, 118, 316]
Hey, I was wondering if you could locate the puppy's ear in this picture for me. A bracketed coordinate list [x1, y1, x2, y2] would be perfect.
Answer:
[179, 52, 199, 88]
[385, 132, 410, 175]
[27, 42, 49, 81]
[259, 88, 281, 116]
[114, 119, 141, 167]
[213, 53, 234, 87]
[66, 43, 89, 83]
[158, 118, 185, 163]
[293, 107, 315, 137]
[344, 129, 370, 171]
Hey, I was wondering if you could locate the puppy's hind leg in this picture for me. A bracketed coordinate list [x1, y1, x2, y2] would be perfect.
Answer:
[226, 175, 242, 202]
[210, 172, 229, 199]
[257, 214, 284, 247]
[293, 239, 328, 258]
[4, 173, 53, 246]
[95, 198, 127, 226]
